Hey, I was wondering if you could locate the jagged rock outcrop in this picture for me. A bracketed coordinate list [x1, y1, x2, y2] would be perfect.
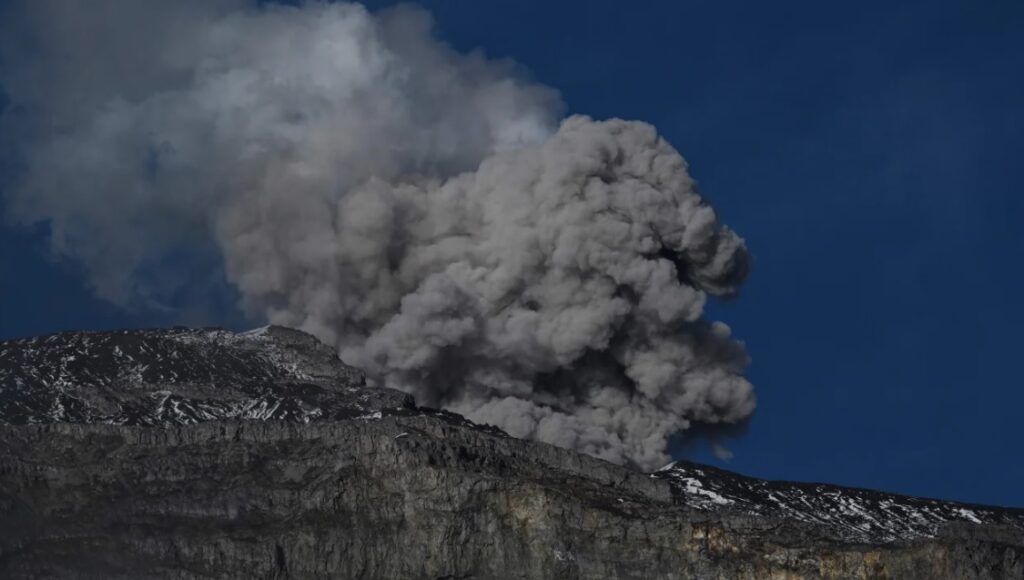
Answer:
[1, 327, 1022, 579]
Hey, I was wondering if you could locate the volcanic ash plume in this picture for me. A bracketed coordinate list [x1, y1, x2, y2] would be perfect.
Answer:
[0, 0, 753, 469]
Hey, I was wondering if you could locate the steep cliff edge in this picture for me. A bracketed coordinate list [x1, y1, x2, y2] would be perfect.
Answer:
[1, 327, 1022, 579]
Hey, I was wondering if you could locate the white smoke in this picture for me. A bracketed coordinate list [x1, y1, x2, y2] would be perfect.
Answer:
[1, 0, 753, 469]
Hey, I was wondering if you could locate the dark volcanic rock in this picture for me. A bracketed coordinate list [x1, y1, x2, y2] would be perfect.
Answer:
[1, 327, 1022, 579]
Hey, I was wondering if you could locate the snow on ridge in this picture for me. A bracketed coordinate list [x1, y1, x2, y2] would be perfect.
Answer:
[0, 326, 395, 428]
[239, 326, 271, 338]
[652, 461, 1024, 544]
[672, 476, 734, 507]
[654, 460, 679, 473]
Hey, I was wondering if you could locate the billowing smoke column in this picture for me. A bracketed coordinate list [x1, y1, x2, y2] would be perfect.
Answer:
[0, 0, 753, 469]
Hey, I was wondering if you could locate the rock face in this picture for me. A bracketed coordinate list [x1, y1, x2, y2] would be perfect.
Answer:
[1, 327, 1023, 579]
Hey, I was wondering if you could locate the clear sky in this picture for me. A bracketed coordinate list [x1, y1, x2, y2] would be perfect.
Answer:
[2, 0, 1022, 506]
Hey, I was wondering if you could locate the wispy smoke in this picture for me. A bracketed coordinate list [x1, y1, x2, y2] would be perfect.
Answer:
[0, 0, 753, 469]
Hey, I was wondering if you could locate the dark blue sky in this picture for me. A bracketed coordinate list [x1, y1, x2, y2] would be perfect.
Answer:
[3, 0, 1023, 506]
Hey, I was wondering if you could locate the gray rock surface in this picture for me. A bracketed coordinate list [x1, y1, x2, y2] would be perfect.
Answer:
[1, 327, 1022, 579]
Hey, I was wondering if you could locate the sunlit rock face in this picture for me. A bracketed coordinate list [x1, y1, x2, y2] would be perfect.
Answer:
[2, 327, 1023, 579]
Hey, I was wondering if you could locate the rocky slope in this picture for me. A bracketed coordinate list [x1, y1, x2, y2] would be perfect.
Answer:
[1, 327, 1022, 579]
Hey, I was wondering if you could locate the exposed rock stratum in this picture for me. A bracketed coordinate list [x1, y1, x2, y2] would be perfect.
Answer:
[1, 326, 1022, 579]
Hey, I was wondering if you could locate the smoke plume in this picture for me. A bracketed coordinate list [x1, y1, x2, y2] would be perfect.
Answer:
[0, 0, 753, 469]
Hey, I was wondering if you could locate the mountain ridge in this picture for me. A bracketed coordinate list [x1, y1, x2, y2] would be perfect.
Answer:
[1, 326, 1022, 578]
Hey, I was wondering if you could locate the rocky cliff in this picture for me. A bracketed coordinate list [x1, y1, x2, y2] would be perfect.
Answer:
[1, 327, 1022, 579]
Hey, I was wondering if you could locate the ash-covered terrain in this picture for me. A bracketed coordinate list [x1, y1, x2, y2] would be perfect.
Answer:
[1, 327, 1022, 579]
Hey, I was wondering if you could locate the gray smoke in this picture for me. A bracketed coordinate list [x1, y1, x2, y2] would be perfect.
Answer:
[1, 0, 753, 469]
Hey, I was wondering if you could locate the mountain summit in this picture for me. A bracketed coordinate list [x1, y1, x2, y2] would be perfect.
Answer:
[1, 327, 1021, 578]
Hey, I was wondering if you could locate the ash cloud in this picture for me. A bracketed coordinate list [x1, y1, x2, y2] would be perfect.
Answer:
[0, 0, 753, 470]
